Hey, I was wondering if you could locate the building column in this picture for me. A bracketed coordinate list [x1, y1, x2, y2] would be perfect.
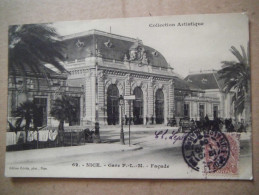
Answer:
[197, 102, 200, 120]
[47, 94, 51, 126]
[163, 87, 168, 125]
[84, 70, 95, 123]
[117, 81, 125, 126]
[142, 83, 148, 125]
[147, 77, 155, 124]
[190, 102, 193, 119]
[103, 79, 113, 125]
[97, 71, 106, 125]
[124, 75, 132, 117]
[221, 93, 226, 118]
[168, 80, 175, 118]
[80, 94, 84, 126]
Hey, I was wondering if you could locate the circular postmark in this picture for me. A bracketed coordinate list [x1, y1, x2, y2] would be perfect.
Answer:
[182, 130, 230, 173]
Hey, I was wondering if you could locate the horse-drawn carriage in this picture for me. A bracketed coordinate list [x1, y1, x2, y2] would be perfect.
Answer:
[179, 117, 193, 133]
[167, 117, 177, 127]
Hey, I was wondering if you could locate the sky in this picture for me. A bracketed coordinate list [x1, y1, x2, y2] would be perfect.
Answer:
[52, 13, 249, 77]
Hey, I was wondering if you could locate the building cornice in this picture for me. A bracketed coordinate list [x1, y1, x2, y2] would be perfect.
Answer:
[99, 66, 176, 81]
[60, 29, 140, 43]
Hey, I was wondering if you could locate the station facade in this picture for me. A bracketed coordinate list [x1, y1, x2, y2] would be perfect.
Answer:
[62, 30, 176, 125]
[8, 29, 234, 128]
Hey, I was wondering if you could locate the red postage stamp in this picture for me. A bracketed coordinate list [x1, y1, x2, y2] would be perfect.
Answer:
[213, 133, 240, 175]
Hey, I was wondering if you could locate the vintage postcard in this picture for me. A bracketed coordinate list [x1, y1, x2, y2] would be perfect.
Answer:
[5, 13, 252, 179]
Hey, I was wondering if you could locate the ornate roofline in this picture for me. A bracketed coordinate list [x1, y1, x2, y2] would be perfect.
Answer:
[60, 29, 141, 43]
[188, 69, 218, 75]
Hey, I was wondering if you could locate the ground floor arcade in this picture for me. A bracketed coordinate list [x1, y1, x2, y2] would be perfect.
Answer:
[81, 69, 175, 126]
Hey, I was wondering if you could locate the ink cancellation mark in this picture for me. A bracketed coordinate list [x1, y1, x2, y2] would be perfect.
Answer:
[182, 130, 230, 173]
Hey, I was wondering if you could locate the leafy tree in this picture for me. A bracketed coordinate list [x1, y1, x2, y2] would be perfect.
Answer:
[8, 24, 66, 86]
[218, 45, 250, 123]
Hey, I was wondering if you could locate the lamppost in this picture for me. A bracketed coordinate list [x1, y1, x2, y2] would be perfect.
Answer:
[119, 95, 125, 145]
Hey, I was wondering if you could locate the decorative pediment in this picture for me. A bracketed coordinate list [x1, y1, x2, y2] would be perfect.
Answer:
[128, 40, 148, 65]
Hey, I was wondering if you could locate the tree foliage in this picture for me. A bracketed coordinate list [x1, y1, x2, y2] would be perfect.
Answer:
[12, 100, 38, 131]
[218, 45, 250, 116]
[50, 95, 79, 131]
[8, 24, 66, 78]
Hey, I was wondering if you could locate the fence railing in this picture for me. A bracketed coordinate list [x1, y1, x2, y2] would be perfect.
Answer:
[6, 126, 95, 151]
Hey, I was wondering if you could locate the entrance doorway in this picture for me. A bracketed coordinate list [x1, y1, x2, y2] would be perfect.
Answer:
[213, 105, 218, 119]
[155, 89, 164, 124]
[70, 97, 80, 126]
[107, 84, 119, 125]
[133, 87, 143, 124]
[199, 104, 205, 119]
[184, 103, 190, 118]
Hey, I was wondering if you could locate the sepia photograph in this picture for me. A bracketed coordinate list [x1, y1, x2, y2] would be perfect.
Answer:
[5, 13, 252, 179]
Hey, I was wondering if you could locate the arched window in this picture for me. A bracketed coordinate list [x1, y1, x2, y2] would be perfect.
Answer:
[107, 84, 119, 125]
[133, 87, 143, 124]
[155, 89, 164, 124]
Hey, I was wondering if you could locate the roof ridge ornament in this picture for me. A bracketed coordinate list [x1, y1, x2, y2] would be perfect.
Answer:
[187, 78, 192, 82]
[124, 54, 128, 62]
[76, 39, 84, 48]
[201, 78, 208, 83]
[95, 41, 102, 57]
[104, 39, 113, 48]
[152, 50, 158, 56]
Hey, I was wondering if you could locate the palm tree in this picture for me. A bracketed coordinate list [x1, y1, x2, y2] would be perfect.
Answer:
[50, 95, 78, 130]
[50, 95, 79, 145]
[218, 45, 250, 124]
[12, 100, 38, 141]
[8, 24, 66, 87]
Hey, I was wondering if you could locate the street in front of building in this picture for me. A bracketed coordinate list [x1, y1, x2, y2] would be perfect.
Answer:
[6, 125, 251, 173]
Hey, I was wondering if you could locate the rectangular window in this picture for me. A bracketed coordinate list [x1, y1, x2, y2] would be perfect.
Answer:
[199, 104, 205, 119]
[34, 97, 48, 128]
[184, 103, 189, 117]
[213, 105, 218, 118]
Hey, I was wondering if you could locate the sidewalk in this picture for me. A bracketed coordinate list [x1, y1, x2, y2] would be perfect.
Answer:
[6, 126, 251, 165]
[100, 124, 179, 132]
[5, 143, 142, 164]
[99, 125, 179, 143]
